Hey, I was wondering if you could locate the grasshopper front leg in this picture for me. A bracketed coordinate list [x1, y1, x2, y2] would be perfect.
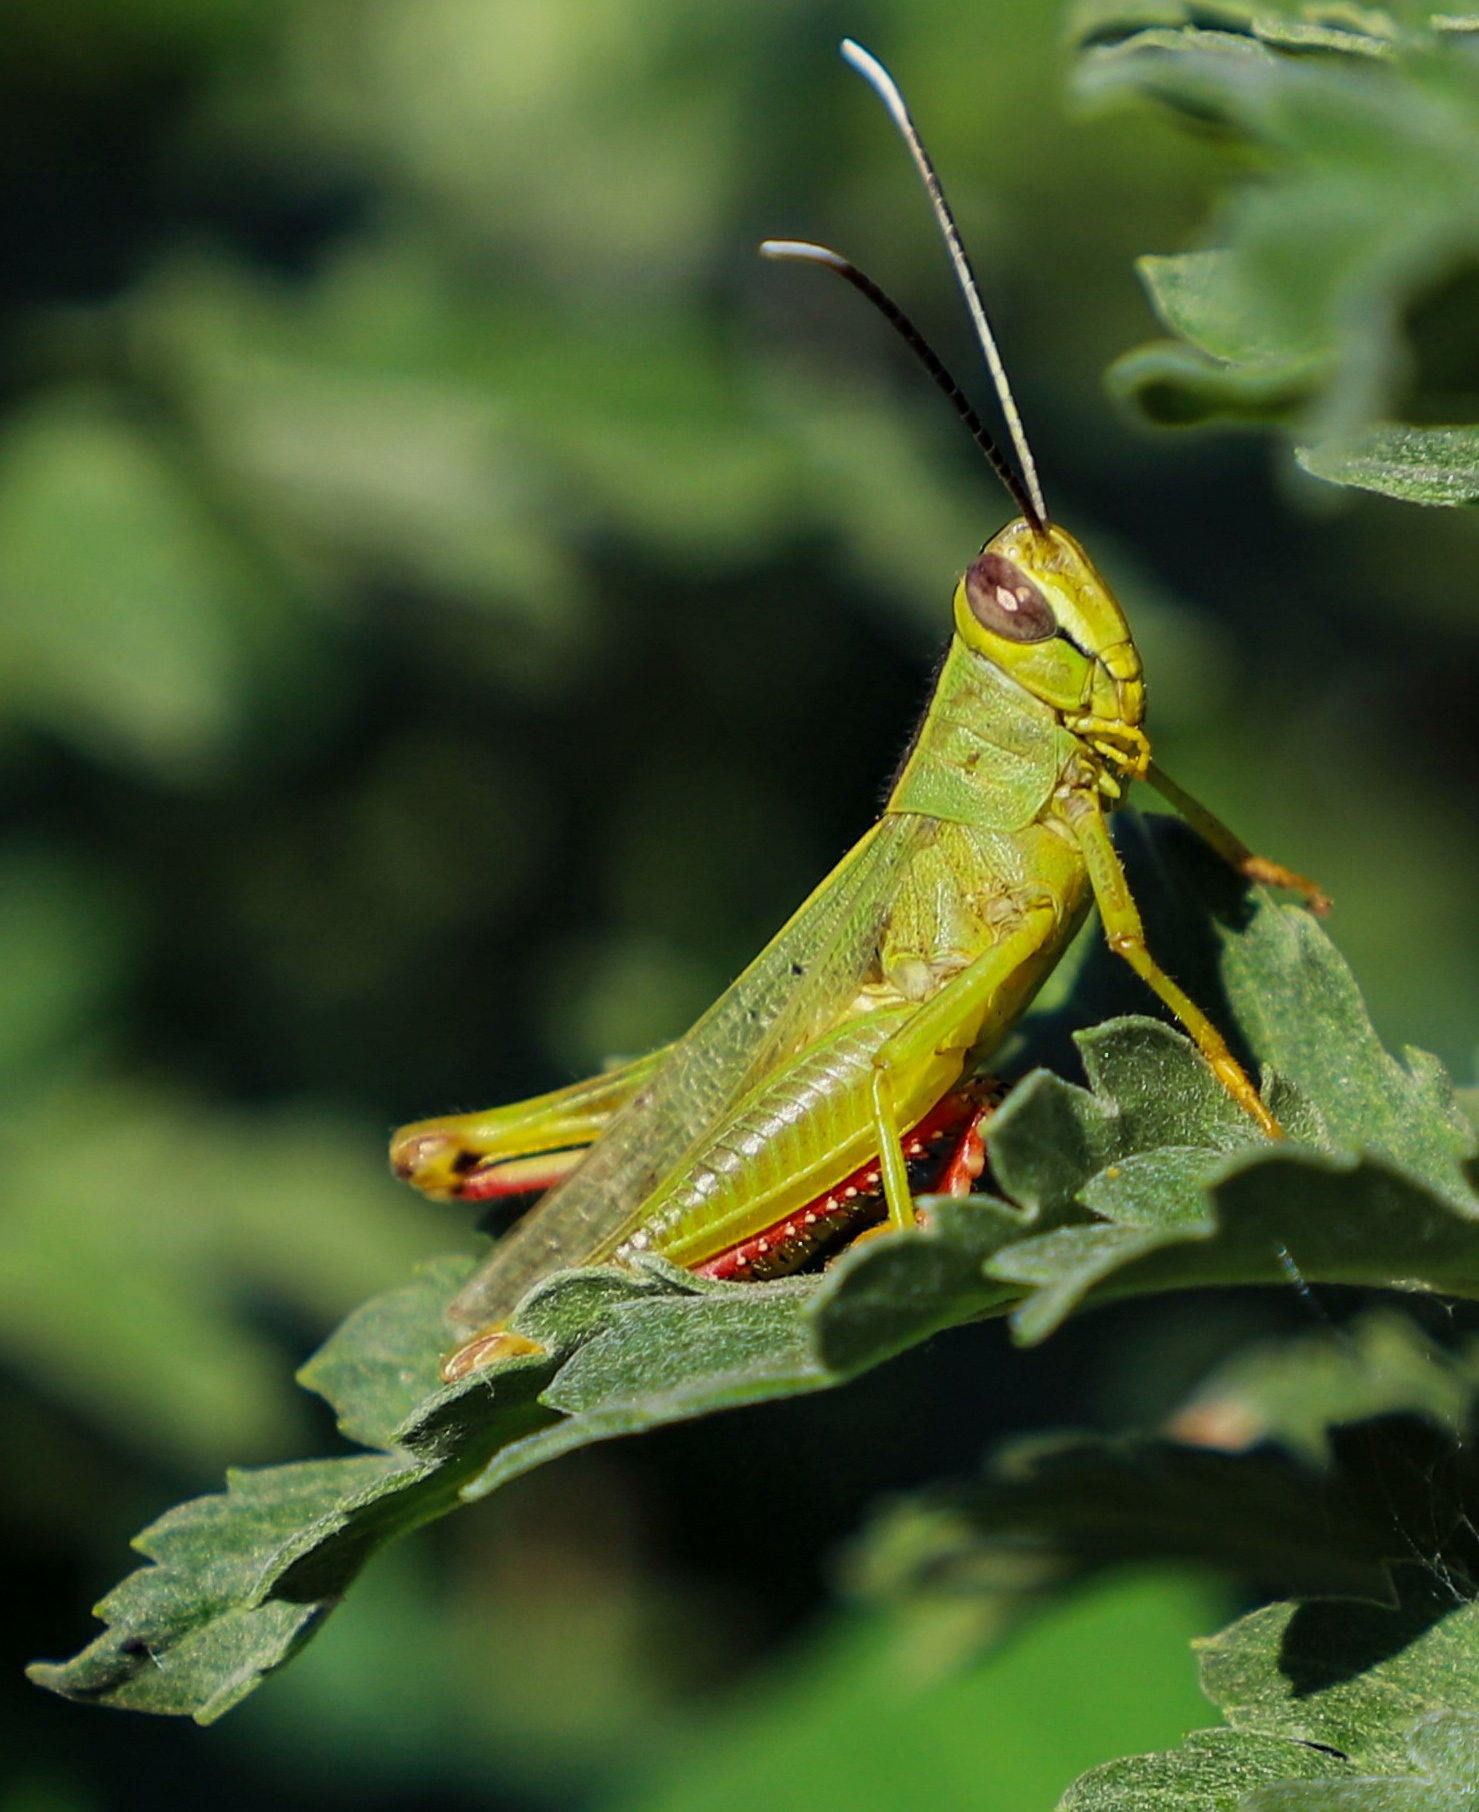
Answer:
[391, 1046, 671, 1201]
[1063, 789, 1280, 1136]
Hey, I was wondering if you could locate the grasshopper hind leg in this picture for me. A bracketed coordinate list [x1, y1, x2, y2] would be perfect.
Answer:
[390, 1046, 670, 1202]
[437, 1086, 998, 1384]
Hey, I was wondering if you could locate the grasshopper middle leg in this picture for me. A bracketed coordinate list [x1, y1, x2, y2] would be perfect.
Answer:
[869, 901, 1065, 1229]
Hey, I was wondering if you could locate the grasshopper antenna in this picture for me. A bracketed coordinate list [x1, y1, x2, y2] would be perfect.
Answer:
[760, 240, 1041, 528]
[840, 37, 1049, 530]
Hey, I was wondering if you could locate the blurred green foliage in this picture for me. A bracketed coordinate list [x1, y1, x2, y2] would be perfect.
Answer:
[6, 1, 1479, 1809]
[1074, 3, 1479, 500]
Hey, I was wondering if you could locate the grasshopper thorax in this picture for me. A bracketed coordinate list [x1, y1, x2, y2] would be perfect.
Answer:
[954, 517, 1148, 784]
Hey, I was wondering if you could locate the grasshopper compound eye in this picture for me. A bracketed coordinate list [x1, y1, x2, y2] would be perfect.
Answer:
[965, 552, 1057, 642]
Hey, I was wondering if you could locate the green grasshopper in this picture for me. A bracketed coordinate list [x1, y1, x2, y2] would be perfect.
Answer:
[392, 40, 1328, 1378]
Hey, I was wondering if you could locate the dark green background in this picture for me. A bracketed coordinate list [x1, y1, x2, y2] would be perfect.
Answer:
[6, 2, 1477, 1808]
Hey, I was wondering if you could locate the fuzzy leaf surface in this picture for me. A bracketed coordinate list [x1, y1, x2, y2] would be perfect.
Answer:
[29, 823, 1479, 1719]
[1064, 1569, 1479, 1812]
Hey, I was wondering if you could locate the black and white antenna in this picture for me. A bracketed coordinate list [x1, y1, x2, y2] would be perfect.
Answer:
[759, 240, 1040, 527]
[762, 41, 1048, 532]
[841, 39, 1047, 527]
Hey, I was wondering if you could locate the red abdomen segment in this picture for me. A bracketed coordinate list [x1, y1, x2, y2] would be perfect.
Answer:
[692, 1081, 997, 1283]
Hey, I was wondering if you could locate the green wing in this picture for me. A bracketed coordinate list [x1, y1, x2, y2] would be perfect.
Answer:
[449, 812, 937, 1327]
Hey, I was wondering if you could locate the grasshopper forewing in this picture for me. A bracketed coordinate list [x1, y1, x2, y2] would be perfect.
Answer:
[391, 40, 1329, 1372]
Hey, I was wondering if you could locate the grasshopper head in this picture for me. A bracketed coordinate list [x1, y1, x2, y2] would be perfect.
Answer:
[953, 518, 1147, 780]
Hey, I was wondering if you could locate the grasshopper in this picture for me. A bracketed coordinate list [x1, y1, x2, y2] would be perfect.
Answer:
[391, 41, 1328, 1378]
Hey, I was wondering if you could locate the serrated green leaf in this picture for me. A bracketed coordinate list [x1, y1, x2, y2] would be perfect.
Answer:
[1064, 1728, 1351, 1812]
[24, 1204, 1056, 1717]
[1204, 1572, 1479, 1760]
[993, 1137, 1479, 1342]
[28, 819, 1479, 1721]
[983, 817, 1479, 1339]
[1067, 1, 1257, 53]
[1251, 24, 1397, 57]
[805, 1196, 1028, 1376]
[1194, 876, 1474, 1205]
[1139, 250, 1325, 365]
[1063, 1566, 1479, 1812]
[1075, 18, 1479, 467]
[1296, 424, 1479, 501]
[28, 1295, 566, 1719]
[1111, 340, 1328, 424]
[1068, 2, 1419, 58]
[1180, 1309, 1479, 1458]
[1245, 1714, 1479, 1812]
[1112, 249, 1334, 423]
[26, 1455, 398, 1719]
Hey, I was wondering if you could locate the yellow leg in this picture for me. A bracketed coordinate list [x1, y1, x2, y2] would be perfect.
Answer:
[1066, 793, 1281, 1137]
[1146, 762, 1331, 916]
[390, 1046, 671, 1199]
[868, 904, 1063, 1228]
